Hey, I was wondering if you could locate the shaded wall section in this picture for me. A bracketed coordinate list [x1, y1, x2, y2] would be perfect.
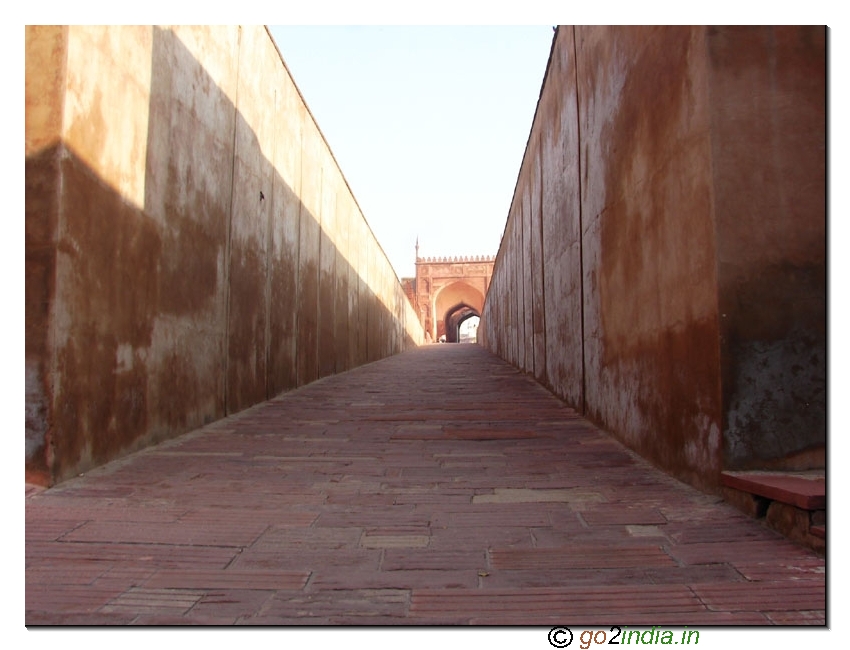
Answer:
[480, 26, 825, 491]
[707, 27, 827, 470]
[25, 25, 423, 485]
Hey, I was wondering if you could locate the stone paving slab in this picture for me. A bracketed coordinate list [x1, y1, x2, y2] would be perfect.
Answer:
[25, 345, 826, 625]
[721, 471, 826, 509]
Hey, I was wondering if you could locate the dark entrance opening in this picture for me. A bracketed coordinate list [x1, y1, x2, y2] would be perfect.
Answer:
[444, 303, 480, 343]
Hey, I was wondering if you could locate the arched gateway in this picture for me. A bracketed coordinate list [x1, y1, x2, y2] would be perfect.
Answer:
[401, 243, 495, 344]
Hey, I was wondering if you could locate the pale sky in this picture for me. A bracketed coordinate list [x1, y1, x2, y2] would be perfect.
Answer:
[268, 25, 555, 280]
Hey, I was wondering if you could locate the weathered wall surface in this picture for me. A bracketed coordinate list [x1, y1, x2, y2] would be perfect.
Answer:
[706, 27, 827, 469]
[25, 25, 423, 485]
[480, 26, 825, 490]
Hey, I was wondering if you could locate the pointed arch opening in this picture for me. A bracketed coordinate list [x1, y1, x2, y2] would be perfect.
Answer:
[432, 281, 485, 343]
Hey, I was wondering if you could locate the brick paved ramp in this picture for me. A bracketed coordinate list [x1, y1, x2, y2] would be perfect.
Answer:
[25, 345, 826, 625]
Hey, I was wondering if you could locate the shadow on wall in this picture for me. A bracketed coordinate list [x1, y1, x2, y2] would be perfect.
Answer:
[25, 26, 420, 485]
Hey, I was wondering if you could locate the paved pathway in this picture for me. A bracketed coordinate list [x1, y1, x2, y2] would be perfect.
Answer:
[25, 345, 825, 625]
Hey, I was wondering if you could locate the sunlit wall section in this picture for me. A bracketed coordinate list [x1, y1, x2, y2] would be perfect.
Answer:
[25, 25, 423, 485]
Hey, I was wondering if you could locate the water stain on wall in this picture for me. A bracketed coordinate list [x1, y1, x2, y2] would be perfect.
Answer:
[592, 26, 723, 486]
[26, 26, 423, 485]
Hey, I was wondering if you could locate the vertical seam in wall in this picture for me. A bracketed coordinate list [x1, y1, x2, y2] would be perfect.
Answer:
[538, 137, 548, 384]
[265, 88, 277, 400]
[516, 210, 528, 372]
[365, 238, 371, 361]
[223, 25, 243, 416]
[524, 187, 531, 375]
[48, 26, 72, 482]
[522, 187, 537, 377]
[702, 26, 726, 470]
[517, 206, 525, 364]
[513, 223, 520, 366]
[316, 168, 323, 378]
[294, 123, 304, 387]
[572, 25, 587, 416]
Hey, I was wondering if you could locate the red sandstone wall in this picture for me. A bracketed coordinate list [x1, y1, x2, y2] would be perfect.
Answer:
[25, 25, 423, 485]
[481, 26, 826, 490]
[706, 27, 826, 469]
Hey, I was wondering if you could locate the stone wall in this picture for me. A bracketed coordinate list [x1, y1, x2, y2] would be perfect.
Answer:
[480, 26, 826, 490]
[25, 25, 423, 485]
